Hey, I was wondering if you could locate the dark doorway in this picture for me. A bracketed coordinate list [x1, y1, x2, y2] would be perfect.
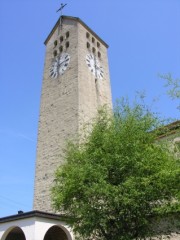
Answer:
[5, 227, 26, 240]
[44, 225, 68, 240]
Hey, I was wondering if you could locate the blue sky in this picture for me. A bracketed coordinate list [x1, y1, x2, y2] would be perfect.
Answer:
[0, 0, 179, 217]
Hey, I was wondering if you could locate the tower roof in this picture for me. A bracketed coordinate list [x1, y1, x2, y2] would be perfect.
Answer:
[44, 15, 109, 48]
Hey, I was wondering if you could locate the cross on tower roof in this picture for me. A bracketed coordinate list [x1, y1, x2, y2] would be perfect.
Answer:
[56, 3, 67, 16]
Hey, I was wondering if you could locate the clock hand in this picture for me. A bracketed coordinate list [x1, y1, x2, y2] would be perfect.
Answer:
[59, 60, 66, 66]
[94, 63, 102, 72]
[55, 58, 64, 72]
[59, 58, 69, 66]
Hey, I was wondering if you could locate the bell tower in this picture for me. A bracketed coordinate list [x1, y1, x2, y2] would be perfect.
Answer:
[33, 16, 112, 212]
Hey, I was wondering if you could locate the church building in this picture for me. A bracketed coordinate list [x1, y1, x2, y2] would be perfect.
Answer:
[0, 15, 179, 240]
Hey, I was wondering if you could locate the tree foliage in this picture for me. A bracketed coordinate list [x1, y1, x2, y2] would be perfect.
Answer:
[161, 73, 180, 110]
[52, 99, 180, 240]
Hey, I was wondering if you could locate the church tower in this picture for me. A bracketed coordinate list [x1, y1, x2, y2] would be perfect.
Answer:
[33, 16, 112, 212]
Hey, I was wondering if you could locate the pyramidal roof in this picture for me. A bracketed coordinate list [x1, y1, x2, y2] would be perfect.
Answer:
[44, 15, 109, 48]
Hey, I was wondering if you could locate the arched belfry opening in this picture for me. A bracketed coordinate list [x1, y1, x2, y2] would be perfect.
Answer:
[3, 226, 26, 240]
[44, 225, 69, 240]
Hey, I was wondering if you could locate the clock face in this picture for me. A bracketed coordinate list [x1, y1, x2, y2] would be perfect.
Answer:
[49, 53, 70, 79]
[49, 57, 59, 78]
[86, 53, 104, 79]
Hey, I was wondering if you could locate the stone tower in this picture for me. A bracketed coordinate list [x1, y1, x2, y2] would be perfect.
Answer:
[33, 16, 112, 212]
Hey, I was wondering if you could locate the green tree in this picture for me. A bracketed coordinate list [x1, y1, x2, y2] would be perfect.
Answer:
[161, 73, 180, 110]
[52, 100, 180, 240]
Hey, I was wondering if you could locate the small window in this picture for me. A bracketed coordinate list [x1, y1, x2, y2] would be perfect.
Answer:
[97, 42, 100, 48]
[59, 46, 63, 53]
[98, 51, 101, 58]
[53, 50, 57, 57]
[86, 32, 90, 38]
[66, 41, 69, 48]
[92, 37, 95, 43]
[60, 36, 63, 43]
[66, 31, 70, 38]
[54, 40, 58, 47]
[92, 47, 96, 53]
[87, 42, 90, 49]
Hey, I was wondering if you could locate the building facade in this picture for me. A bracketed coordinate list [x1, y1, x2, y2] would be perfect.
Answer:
[33, 15, 112, 212]
[0, 15, 179, 240]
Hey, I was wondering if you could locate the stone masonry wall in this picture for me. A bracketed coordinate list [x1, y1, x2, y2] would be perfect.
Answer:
[33, 17, 112, 212]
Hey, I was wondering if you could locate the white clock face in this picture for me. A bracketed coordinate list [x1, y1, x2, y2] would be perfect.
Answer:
[86, 53, 104, 79]
[49, 57, 59, 78]
[49, 53, 70, 79]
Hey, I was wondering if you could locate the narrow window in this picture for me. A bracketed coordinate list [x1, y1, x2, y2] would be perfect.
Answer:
[66, 41, 69, 48]
[60, 36, 63, 43]
[59, 46, 63, 53]
[87, 42, 90, 49]
[54, 40, 58, 47]
[97, 42, 100, 48]
[98, 51, 101, 58]
[66, 31, 70, 38]
[92, 47, 96, 54]
[53, 50, 57, 57]
[92, 37, 95, 43]
[86, 32, 90, 38]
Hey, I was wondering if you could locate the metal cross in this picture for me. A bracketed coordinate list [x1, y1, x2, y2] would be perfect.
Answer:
[56, 3, 67, 16]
